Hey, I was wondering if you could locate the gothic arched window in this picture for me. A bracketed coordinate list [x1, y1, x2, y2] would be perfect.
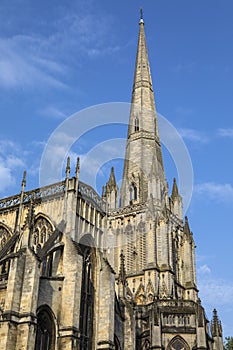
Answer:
[31, 216, 53, 253]
[35, 307, 55, 350]
[168, 336, 190, 350]
[79, 245, 95, 350]
[0, 225, 11, 250]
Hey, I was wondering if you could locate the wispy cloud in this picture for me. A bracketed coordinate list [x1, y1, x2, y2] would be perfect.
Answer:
[198, 277, 233, 306]
[39, 106, 67, 120]
[0, 35, 67, 89]
[218, 128, 233, 138]
[195, 182, 233, 202]
[0, 140, 25, 192]
[0, 9, 120, 91]
[175, 106, 194, 116]
[0, 139, 45, 195]
[198, 264, 211, 275]
[178, 128, 208, 143]
[172, 62, 196, 74]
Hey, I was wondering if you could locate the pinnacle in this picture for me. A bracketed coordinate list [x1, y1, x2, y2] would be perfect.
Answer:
[171, 178, 179, 200]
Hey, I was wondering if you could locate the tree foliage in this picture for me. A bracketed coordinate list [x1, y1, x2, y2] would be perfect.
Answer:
[224, 337, 233, 350]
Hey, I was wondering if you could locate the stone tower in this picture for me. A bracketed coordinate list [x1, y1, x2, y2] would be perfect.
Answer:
[107, 11, 224, 350]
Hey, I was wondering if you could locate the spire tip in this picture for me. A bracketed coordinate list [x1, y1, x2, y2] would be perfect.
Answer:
[140, 7, 144, 24]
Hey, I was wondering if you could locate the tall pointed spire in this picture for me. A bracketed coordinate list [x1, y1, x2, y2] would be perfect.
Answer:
[120, 11, 166, 207]
[131, 8, 156, 121]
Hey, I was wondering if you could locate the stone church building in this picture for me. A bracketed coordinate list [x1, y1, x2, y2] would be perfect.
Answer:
[0, 13, 224, 350]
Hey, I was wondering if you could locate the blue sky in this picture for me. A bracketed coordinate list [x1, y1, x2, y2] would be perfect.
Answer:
[0, 0, 233, 336]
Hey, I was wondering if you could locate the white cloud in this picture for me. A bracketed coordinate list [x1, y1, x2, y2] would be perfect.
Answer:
[218, 128, 233, 137]
[0, 10, 120, 91]
[178, 128, 208, 143]
[0, 140, 32, 195]
[198, 264, 211, 275]
[175, 106, 194, 115]
[0, 162, 15, 192]
[195, 182, 233, 202]
[0, 35, 67, 89]
[40, 106, 67, 120]
[198, 277, 233, 306]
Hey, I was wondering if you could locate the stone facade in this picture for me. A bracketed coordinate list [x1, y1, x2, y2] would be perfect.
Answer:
[0, 13, 223, 350]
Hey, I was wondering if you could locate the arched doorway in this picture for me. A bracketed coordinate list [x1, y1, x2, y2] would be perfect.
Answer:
[167, 336, 190, 350]
[35, 306, 55, 350]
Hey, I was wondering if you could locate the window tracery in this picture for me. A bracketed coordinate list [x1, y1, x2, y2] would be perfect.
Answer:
[168, 336, 189, 350]
[0, 225, 11, 250]
[31, 216, 53, 253]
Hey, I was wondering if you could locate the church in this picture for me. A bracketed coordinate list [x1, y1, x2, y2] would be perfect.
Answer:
[0, 12, 224, 350]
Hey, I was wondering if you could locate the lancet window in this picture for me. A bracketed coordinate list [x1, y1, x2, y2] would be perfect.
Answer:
[130, 183, 137, 202]
[35, 307, 55, 350]
[125, 222, 134, 272]
[80, 246, 95, 350]
[138, 221, 146, 270]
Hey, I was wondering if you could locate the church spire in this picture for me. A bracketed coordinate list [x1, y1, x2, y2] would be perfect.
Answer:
[131, 9, 156, 121]
[120, 11, 166, 207]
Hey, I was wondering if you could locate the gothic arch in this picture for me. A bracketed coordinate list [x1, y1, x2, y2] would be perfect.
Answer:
[31, 214, 54, 253]
[135, 283, 145, 305]
[35, 305, 56, 350]
[0, 223, 12, 250]
[130, 183, 137, 201]
[34, 213, 55, 230]
[167, 336, 190, 350]
[79, 233, 96, 249]
[79, 242, 96, 350]
[146, 279, 155, 303]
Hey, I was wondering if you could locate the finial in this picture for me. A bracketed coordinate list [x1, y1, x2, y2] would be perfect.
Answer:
[140, 7, 144, 24]
[171, 177, 179, 199]
[65, 156, 70, 178]
[76, 157, 80, 177]
[21, 170, 26, 190]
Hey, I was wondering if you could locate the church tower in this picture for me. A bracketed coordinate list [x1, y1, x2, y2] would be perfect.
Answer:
[110, 11, 224, 350]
